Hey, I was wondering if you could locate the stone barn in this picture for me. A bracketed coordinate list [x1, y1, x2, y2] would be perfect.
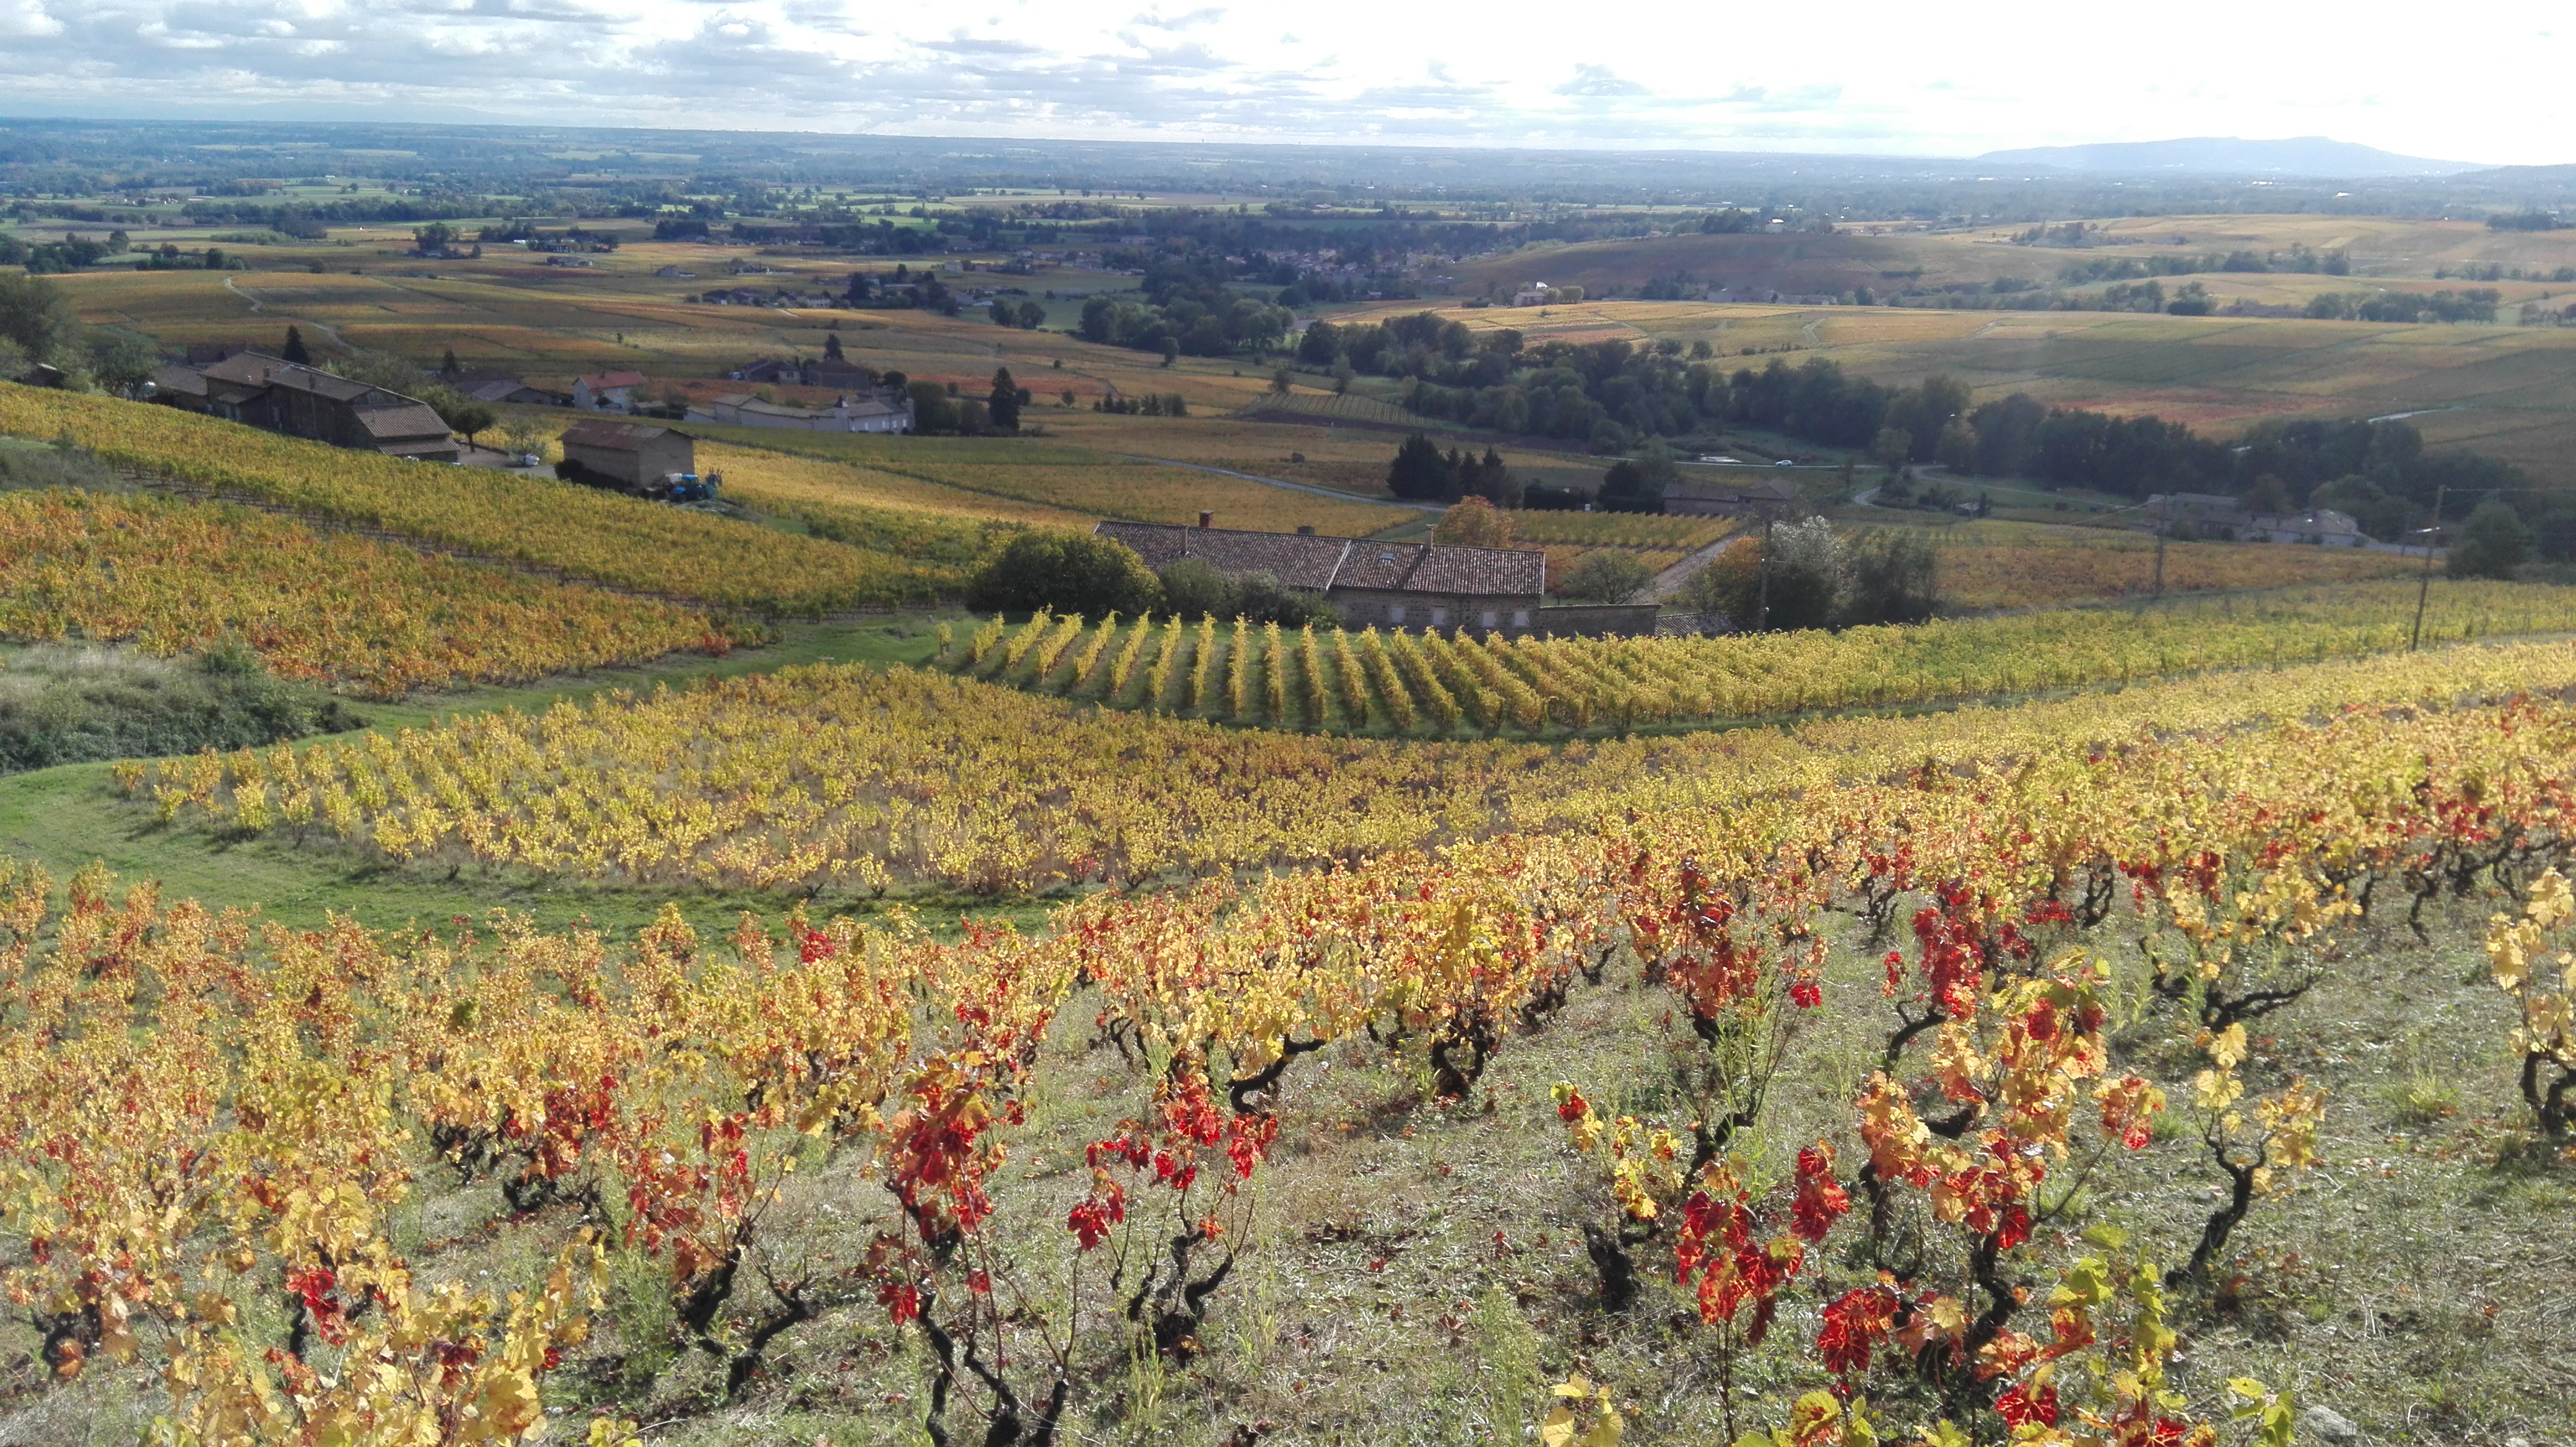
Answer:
[557, 421, 694, 491]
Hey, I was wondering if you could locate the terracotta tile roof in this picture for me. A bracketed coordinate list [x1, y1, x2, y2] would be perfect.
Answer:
[1404, 543, 1546, 594]
[193, 352, 382, 404]
[1096, 520, 1351, 591]
[377, 437, 463, 458]
[560, 420, 684, 452]
[577, 370, 650, 391]
[1094, 521, 1544, 597]
[198, 351, 285, 386]
[150, 364, 209, 399]
[354, 404, 453, 442]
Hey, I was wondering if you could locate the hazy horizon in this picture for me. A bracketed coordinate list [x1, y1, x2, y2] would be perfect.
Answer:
[0, 0, 2565, 166]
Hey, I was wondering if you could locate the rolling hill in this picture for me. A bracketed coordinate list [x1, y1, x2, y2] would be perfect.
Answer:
[1972, 136, 2484, 177]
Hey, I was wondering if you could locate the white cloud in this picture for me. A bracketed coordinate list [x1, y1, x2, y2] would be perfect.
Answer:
[0, 0, 2559, 163]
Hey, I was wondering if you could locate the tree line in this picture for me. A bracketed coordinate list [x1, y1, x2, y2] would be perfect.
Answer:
[1312, 315, 2562, 560]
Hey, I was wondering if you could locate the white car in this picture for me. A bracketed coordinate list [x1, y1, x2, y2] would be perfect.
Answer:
[1773, 458, 1795, 466]
[1697, 455, 1744, 464]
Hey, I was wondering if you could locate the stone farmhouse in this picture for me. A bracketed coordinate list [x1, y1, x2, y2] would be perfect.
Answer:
[149, 352, 458, 463]
[2146, 494, 2368, 546]
[1095, 517, 1659, 637]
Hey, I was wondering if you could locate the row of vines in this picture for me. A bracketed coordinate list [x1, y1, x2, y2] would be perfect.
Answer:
[0, 486, 741, 696]
[951, 580, 2576, 738]
[124, 637, 2576, 896]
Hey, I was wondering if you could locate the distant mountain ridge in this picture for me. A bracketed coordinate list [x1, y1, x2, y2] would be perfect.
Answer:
[1972, 136, 2485, 178]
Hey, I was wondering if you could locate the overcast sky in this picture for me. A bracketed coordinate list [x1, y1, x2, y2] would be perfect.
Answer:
[0, 0, 2562, 164]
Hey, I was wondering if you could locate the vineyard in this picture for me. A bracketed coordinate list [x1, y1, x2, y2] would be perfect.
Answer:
[944, 581, 2576, 738]
[22, 658, 2576, 1443]
[1499, 510, 1734, 553]
[0, 389, 950, 614]
[682, 423, 1411, 535]
[1905, 523, 2422, 610]
[0, 487, 737, 696]
[129, 636, 2576, 896]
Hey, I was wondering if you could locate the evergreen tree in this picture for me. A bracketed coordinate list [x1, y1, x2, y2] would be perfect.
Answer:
[281, 326, 311, 365]
[824, 331, 845, 361]
[440, 347, 459, 377]
[1386, 434, 1453, 501]
[988, 367, 1020, 432]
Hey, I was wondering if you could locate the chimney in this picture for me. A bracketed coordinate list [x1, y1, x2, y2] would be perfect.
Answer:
[1198, 510, 1214, 528]
[1296, 524, 1316, 535]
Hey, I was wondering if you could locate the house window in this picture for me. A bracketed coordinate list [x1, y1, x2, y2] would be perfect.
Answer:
[1512, 609, 1531, 627]
[1388, 605, 1407, 624]
[1481, 610, 1499, 628]
[1430, 607, 1449, 627]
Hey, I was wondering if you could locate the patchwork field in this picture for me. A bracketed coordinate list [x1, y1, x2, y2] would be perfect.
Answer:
[1366, 297, 2576, 486]
[1456, 212, 2576, 302]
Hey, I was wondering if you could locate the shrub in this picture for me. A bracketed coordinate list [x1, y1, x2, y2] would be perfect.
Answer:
[1155, 559, 1336, 627]
[1840, 528, 1941, 625]
[1556, 550, 1653, 604]
[965, 529, 1160, 619]
[2448, 498, 2532, 579]
[0, 645, 364, 774]
[1432, 496, 1513, 549]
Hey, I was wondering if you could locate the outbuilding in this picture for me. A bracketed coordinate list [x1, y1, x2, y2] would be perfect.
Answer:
[557, 420, 694, 491]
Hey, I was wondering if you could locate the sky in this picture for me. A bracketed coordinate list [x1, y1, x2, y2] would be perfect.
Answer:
[0, 0, 2564, 165]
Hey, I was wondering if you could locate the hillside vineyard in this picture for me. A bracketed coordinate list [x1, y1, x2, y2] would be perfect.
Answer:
[23, 656, 2576, 1444]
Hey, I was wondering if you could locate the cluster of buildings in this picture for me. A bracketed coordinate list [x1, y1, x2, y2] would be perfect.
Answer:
[1094, 516, 1659, 639]
[685, 391, 912, 434]
[148, 351, 461, 463]
[2144, 494, 2367, 546]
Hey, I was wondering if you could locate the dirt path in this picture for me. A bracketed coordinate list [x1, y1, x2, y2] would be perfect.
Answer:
[1645, 527, 1744, 602]
[224, 276, 351, 351]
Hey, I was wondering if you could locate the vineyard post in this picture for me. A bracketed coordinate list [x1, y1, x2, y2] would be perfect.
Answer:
[2409, 483, 2445, 651]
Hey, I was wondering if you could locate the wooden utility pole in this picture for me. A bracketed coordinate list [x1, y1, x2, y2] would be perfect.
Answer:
[2152, 528, 2167, 598]
[2409, 483, 2446, 651]
[1756, 512, 1775, 631]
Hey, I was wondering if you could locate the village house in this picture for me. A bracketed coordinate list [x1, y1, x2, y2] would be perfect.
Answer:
[1094, 517, 1661, 637]
[147, 351, 459, 463]
[570, 370, 651, 412]
[461, 377, 570, 408]
[685, 389, 914, 434]
[2146, 494, 2367, 546]
[556, 420, 694, 491]
[727, 356, 879, 390]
